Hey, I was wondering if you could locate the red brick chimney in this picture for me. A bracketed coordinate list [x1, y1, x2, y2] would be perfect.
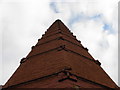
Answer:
[3, 19, 118, 89]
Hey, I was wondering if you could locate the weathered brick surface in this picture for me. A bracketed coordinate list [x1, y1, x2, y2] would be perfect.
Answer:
[64, 52, 117, 88]
[64, 41, 94, 60]
[3, 20, 118, 89]
[27, 39, 62, 57]
[4, 51, 67, 87]
[9, 73, 105, 88]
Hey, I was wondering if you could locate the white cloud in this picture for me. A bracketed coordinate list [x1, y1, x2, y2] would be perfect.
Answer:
[1, 0, 52, 85]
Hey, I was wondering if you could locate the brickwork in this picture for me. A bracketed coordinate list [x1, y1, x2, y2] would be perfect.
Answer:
[3, 19, 118, 89]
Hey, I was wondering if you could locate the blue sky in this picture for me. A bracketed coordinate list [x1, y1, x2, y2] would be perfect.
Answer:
[0, 0, 119, 86]
[50, 2, 59, 13]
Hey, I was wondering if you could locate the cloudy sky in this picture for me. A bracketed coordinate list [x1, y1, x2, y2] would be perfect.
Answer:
[0, 0, 119, 86]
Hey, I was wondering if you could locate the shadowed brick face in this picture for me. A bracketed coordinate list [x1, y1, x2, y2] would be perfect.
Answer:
[3, 20, 118, 89]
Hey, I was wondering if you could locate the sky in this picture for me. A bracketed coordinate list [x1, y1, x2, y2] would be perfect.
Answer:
[0, 0, 119, 86]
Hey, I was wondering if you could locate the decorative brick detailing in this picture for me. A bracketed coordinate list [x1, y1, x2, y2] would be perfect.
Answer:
[20, 58, 26, 64]
[57, 37, 64, 40]
[58, 68, 77, 82]
[78, 40, 81, 43]
[95, 60, 101, 66]
[83, 47, 88, 51]
[38, 39, 40, 41]
[31, 46, 35, 49]
[57, 45, 66, 51]
[42, 34, 45, 37]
